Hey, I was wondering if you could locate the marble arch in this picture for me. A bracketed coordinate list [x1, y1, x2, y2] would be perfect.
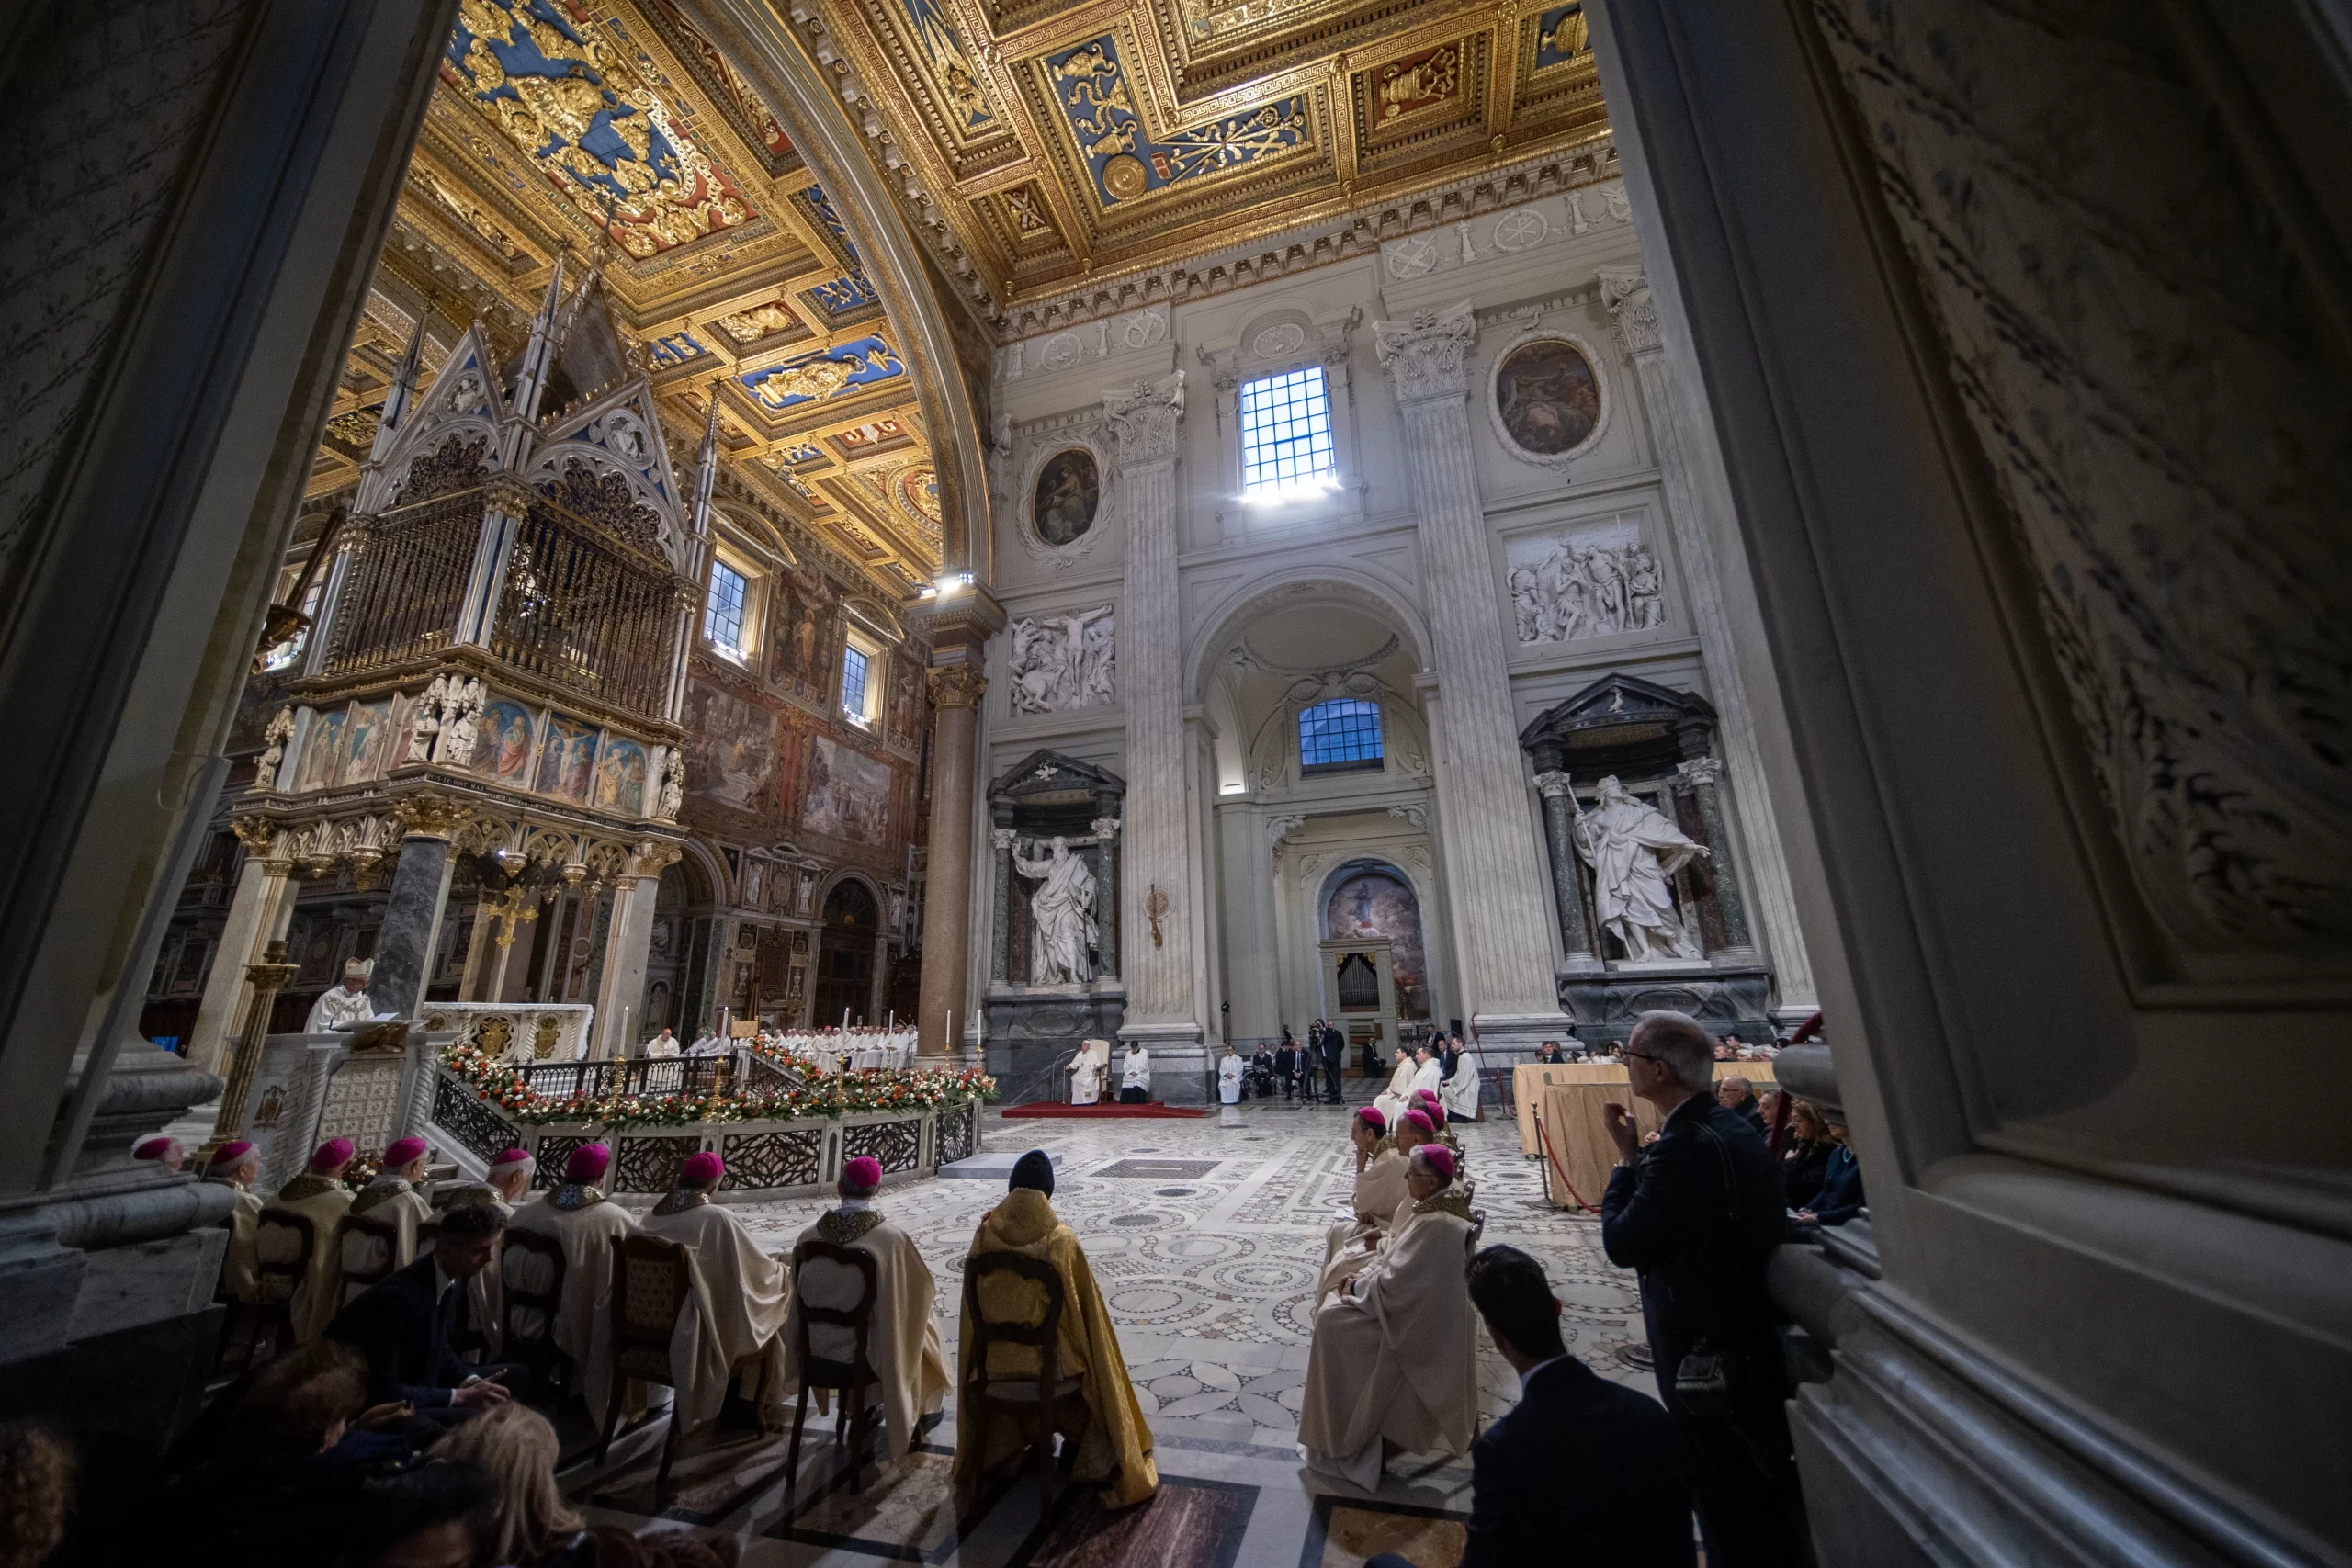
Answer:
[1185, 570, 1436, 706]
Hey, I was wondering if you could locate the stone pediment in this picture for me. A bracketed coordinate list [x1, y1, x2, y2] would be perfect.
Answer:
[989, 749, 1125, 808]
[1518, 673, 1715, 765]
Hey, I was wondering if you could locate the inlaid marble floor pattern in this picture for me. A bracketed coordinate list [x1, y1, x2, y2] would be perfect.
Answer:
[572, 1086, 1657, 1567]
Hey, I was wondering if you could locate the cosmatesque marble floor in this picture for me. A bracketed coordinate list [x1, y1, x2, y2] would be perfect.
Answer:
[566, 1081, 1659, 1568]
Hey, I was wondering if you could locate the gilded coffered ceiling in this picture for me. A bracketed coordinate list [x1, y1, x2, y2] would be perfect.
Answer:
[309, 0, 949, 599]
[796, 0, 1604, 307]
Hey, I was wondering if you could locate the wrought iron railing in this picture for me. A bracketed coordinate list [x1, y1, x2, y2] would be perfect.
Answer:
[490, 502, 677, 719]
[322, 491, 485, 675]
[514, 1055, 737, 1100]
[434, 1071, 520, 1165]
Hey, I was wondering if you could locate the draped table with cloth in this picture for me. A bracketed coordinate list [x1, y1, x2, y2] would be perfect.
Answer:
[1520, 1063, 1779, 1209]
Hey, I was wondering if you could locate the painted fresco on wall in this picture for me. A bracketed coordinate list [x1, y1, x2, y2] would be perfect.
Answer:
[801, 735, 891, 846]
[685, 682, 777, 809]
[769, 567, 838, 708]
[536, 715, 599, 803]
[296, 709, 347, 792]
[884, 652, 923, 750]
[1495, 338, 1600, 456]
[480, 701, 537, 784]
[1325, 869, 1431, 1019]
[343, 700, 396, 784]
[1031, 447, 1100, 546]
[594, 738, 650, 816]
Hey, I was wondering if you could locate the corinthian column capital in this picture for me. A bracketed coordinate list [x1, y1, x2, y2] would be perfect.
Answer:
[1103, 369, 1186, 466]
[1373, 301, 1477, 403]
[926, 665, 989, 709]
[1598, 266, 1663, 357]
[1533, 769, 1576, 800]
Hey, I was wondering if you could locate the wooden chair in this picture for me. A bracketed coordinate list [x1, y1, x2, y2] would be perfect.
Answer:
[500, 1227, 570, 1399]
[249, 1210, 314, 1365]
[594, 1233, 696, 1498]
[786, 1239, 881, 1491]
[339, 1210, 403, 1304]
[961, 1252, 1091, 1500]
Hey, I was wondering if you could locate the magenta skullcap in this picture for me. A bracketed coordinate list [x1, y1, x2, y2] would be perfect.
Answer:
[131, 1134, 180, 1162]
[1353, 1107, 1386, 1133]
[1412, 1089, 1442, 1110]
[207, 1141, 255, 1172]
[679, 1151, 724, 1187]
[311, 1137, 356, 1171]
[383, 1136, 427, 1168]
[1400, 1109, 1437, 1137]
[1413, 1143, 1456, 1183]
[488, 1147, 533, 1171]
[842, 1156, 883, 1191]
[565, 1143, 612, 1182]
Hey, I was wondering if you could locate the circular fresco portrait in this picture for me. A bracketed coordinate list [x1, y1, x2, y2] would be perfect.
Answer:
[1031, 446, 1102, 547]
[1494, 337, 1602, 457]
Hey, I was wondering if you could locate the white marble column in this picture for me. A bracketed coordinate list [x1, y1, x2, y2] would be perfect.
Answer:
[187, 820, 297, 1076]
[1374, 305, 1572, 1046]
[1106, 372, 1206, 1091]
[1600, 266, 1816, 1013]
[593, 843, 676, 1058]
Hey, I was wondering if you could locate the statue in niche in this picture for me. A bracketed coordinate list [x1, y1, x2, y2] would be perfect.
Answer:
[1569, 775, 1710, 962]
[1012, 835, 1098, 986]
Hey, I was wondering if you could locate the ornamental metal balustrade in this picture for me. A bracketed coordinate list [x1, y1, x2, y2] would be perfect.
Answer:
[321, 491, 486, 676]
[514, 1055, 739, 1101]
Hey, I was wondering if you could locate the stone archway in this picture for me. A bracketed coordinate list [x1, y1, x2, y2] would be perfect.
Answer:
[812, 877, 881, 1027]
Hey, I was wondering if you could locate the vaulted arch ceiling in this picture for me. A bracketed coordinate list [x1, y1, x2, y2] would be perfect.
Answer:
[307, 0, 990, 595]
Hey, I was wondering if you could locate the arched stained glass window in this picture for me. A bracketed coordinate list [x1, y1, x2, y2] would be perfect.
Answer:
[1299, 698, 1384, 773]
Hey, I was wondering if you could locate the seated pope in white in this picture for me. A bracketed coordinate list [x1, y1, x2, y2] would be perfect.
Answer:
[1067, 1038, 1110, 1106]
[784, 1155, 951, 1459]
[1297, 1143, 1479, 1489]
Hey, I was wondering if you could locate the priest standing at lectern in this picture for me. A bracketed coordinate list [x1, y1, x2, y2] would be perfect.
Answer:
[1118, 1043, 1151, 1104]
[1068, 1039, 1110, 1106]
[305, 957, 378, 1033]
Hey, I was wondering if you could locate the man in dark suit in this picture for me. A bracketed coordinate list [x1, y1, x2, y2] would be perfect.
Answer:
[1314, 1018, 1345, 1103]
[1715, 1074, 1767, 1138]
[325, 1201, 524, 1421]
[1461, 1245, 1694, 1565]
[1601, 1010, 1804, 1568]
[1272, 1032, 1304, 1102]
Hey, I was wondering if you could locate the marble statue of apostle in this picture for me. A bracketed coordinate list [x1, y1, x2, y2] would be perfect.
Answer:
[1012, 836, 1097, 987]
[1570, 775, 1710, 961]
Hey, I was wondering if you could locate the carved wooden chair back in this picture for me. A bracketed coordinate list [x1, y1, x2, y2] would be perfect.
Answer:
[248, 1209, 314, 1364]
[595, 1233, 695, 1495]
[339, 1210, 403, 1303]
[962, 1251, 1090, 1497]
[786, 1239, 881, 1491]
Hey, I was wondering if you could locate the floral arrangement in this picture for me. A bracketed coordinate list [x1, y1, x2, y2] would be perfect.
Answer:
[439, 1043, 995, 1134]
[340, 1154, 383, 1192]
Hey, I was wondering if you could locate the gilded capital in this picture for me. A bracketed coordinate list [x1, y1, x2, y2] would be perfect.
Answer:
[927, 665, 988, 709]
[393, 791, 475, 840]
[1373, 301, 1476, 403]
[232, 816, 277, 855]
[630, 839, 684, 878]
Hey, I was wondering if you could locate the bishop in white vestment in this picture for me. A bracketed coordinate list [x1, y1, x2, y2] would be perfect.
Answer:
[261, 1138, 356, 1343]
[643, 1151, 794, 1430]
[303, 958, 378, 1033]
[205, 1141, 265, 1304]
[343, 1134, 433, 1301]
[785, 1156, 951, 1460]
[505, 1142, 638, 1422]
[1372, 1048, 1419, 1125]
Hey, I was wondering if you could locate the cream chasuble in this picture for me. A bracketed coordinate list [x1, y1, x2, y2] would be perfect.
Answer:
[212, 1179, 263, 1304]
[344, 1177, 432, 1301]
[644, 1191, 795, 1428]
[1319, 1145, 1409, 1299]
[262, 1175, 353, 1343]
[507, 1184, 638, 1421]
[1372, 1058, 1419, 1125]
[955, 1189, 1158, 1508]
[1408, 1057, 1444, 1100]
[785, 1205, 951, 1460]
[1297, 1193, 1478, 1490]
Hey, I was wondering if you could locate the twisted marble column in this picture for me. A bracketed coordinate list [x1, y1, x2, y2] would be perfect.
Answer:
[1374, 306, 1571, 1039]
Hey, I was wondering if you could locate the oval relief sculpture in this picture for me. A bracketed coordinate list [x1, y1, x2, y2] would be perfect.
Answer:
[1031, 447, 1102, 547]
[1495, 337, 1602, 457]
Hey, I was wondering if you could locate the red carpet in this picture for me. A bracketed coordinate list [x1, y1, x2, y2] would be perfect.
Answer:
[1000, 1100, 1207, 1119]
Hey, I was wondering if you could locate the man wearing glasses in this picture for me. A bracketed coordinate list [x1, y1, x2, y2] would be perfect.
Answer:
[1600, 1010, 1803, 1568]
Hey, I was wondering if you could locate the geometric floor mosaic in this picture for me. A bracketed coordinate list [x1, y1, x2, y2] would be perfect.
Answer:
[567, 1080, 1658, 1567]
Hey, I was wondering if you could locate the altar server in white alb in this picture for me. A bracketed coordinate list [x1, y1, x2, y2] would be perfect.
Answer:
[1118, 1043, 1152, 1103]
[642, 1151, 795, 1430]
[305, 957, 379, 1033]
[1067, 1038, 1110, 1105]
[1218, 1044, 1247, 1105]
[786, 1156, 951, 1460]
[1439, 1037, 1481, 1123]
[505, 1142, 638, 1423]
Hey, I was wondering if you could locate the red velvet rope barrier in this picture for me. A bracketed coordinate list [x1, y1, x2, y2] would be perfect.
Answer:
[1532, 1105, 1600, 1214]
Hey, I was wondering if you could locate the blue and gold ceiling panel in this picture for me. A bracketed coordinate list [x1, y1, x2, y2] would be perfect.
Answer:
[739, 336, 906, 412]
[1040, 32, 1317, 214]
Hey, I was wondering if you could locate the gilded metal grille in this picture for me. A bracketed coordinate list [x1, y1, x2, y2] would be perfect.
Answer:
[490, 502, 677, 719]
[719, 1129, 821, 1190]
[842, 1117, 922, 1175]
[322, 491, 484, 675]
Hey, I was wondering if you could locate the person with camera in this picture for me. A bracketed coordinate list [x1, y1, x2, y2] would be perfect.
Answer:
[1600, 1010, 1804, 1568]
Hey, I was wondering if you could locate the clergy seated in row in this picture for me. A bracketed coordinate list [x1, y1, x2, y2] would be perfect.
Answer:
[506, 1142, 636, 1418]
[643, 1151, 794, 1430]
[1319, 1108, 1442, 1301]
[1067, 1038, 1111, 1106]
[1320, 1108, 1410, 1301]
[343, 1135, 434, 1300]
[1409, 1092, 1468, 1179]
[264, 1137, 357, 1344]
[206, 1140, 266, 1306]
[953, 1152, 1158, 1508]
[1372, 1047, 1419, 1125]
[438, 1146, 537, 1358]
[325, 1203, 526, 1423]
[1117, 1043, 1151, 1103]
[644, 1027, 682, 1057]
[1298, 1144, 1479, 1489]
[305, 956, 378, 1033]
[784, 1156, 951, 1460]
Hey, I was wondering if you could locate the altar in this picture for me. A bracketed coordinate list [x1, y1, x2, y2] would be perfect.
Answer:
[1518, 1061, 1781, 1209]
